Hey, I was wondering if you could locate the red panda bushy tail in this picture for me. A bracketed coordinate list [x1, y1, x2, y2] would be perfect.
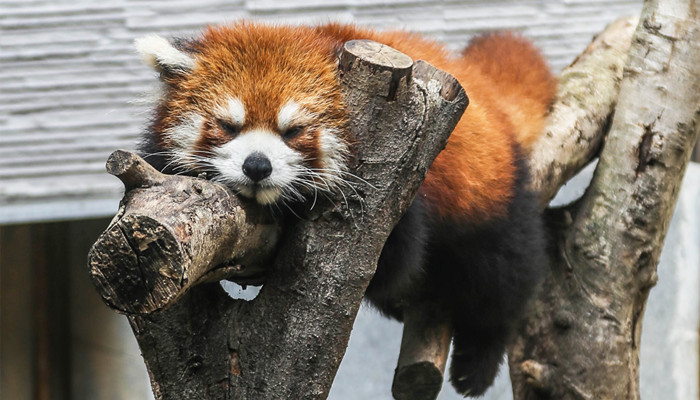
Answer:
[461, 32, 558, 150]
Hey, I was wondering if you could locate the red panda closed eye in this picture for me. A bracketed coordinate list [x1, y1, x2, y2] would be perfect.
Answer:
[136, 21, 556, 397]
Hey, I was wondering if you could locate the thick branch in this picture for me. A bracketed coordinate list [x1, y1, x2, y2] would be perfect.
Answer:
[529, 16, 638, 206]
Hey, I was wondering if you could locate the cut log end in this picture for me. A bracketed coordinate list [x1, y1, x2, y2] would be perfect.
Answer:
[413, 60, 467, 103]
[392, 362, 444, 400]
[342, 39, 413, 71]
[392, 305, 451, 400]
[88, 215, 186, 314]
[340, 39, 413, 101]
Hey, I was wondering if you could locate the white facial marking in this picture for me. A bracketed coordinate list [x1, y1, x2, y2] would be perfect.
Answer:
[319, 128, 349, 177]
[215, 97, 246, 126]
[163, 113, 204, 169]
[165, 113, 203, 149]
[211, 129, 303, 204]
[277, 100, 310, 132]
[134, 34, 196, 71]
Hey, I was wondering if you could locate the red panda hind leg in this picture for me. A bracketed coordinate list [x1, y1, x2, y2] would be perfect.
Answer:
[369, 151, 546, 397]
[438, 156, 546, 396]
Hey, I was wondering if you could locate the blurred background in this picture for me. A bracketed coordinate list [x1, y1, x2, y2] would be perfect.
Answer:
[1, 1, 698, 399]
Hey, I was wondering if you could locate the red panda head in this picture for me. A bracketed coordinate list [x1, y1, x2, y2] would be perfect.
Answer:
[136, 23, 349, 206]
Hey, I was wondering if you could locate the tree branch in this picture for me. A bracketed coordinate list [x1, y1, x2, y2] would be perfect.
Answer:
[529, 16, 638, 206]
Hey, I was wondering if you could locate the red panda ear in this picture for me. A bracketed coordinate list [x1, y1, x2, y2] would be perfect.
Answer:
[134, 34, 196, 74]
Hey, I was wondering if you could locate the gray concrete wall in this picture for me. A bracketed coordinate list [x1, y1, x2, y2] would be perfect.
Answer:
[639, 163, 700, 400]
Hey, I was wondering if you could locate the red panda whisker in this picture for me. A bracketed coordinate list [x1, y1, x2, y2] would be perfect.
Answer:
[210, 173, 247, 189]
[297, 175, 363, 215]
[304, 170, 366, 190]
[279, 200, 302, 219]
[308, 168, 377, 190]
[192, 149, 220, 158]
[306, 171, 364, 202]
[294, 172, 332, 192]
[141, 150, 176, 159]
[161, 159, 190, 174]
[279, 189, 306, 207]
[309, 182, 319, 210]
[166, 154, 216, 175]
[296, 171, 330, 190]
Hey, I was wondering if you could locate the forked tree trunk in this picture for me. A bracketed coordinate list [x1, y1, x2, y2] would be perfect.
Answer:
[509, 1, 700, 399]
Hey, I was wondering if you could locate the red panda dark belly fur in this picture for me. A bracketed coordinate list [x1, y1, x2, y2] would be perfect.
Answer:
[320, 25, 557, 396]
[138, 23, 557, 398]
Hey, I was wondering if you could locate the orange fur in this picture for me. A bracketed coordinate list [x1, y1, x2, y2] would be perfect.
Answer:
[460, 32, 558, 149]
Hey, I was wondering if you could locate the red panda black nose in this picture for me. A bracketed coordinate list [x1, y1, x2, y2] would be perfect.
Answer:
[242, 152, 272, 182]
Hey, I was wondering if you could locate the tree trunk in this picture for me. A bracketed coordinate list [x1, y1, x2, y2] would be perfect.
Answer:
[509, 1, 700, 399]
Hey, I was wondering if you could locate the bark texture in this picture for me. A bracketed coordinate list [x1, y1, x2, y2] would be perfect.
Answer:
[510, 1, 700, 399]
[528, 16, 638, 205]
[89, 40, 468, 400]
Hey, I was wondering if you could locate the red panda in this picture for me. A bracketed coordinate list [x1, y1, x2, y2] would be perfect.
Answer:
[136, 21, 557, 397]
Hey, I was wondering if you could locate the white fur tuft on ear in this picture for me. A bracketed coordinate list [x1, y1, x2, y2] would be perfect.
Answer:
[134, 34, 196, 72]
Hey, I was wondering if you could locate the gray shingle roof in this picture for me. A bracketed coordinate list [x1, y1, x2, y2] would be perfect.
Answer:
[0, 0, 642, 224]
